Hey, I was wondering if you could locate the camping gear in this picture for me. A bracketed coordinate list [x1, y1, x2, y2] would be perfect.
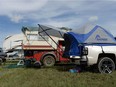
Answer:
[17, 60, 24, 66]
[69, 67, 81, 73]
[63, 24, 116, 58]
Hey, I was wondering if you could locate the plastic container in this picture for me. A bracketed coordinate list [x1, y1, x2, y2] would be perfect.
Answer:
[69, 69, 79, 73]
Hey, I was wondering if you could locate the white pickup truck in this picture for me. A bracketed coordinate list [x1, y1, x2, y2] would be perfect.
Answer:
[81, 45, 116, 73]
[63, 25, 116, 73]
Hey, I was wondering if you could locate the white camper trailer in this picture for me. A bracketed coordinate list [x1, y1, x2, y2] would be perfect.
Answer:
[3, 33, 25, 58]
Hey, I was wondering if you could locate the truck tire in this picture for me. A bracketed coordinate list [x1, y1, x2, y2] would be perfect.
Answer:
[98, 57, 115, 73]
[33, 61, 41, 68]
[43, 55, 55, 67]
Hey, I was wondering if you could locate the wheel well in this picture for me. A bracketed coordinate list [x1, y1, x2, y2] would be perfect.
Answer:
[98, 53, 116, 63]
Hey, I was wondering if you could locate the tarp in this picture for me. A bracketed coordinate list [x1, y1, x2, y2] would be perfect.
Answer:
[63, 24, 116, 57]
[22, 24, 65, 38]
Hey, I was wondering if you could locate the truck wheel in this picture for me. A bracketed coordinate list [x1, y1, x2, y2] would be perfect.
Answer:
[43, 55, 55, 67]
[33, 61, 41, 68]
[98, 57, 115, 73]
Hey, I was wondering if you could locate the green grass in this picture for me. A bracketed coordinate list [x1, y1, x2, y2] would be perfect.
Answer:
[0, 64, 116, 87]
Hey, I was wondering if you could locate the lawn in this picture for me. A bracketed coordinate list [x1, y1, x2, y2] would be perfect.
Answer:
[0, 63, 116, 87]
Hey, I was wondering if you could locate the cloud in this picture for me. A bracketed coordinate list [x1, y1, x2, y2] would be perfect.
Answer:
[100, 21, 116, 36]
[88, 16, 98, 22]
[39, 17, 83, 29]
[8, 14, 24, 23]
[0, 0, 116, 27]
[0, 0, 47, 13]
[0, 0, 87, 24]
[0, 0, 48, 23]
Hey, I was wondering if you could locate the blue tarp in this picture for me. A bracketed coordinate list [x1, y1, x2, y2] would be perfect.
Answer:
[63, 25, 116, 57]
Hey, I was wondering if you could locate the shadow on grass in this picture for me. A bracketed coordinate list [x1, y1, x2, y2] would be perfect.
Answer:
[54, 64, 98, 73]
[3, 64, 25, 69]
[2, 63, 98, 73]
[54, 64, 76, 72]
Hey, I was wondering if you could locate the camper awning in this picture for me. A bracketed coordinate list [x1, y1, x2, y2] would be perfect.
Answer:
[22, 24, 65, 38]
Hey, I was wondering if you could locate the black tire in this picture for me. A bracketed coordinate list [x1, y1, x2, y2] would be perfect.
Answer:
[98, 57, 115, 73]
[43, 55, 55, 67]
[25, 59, 32, 67]
[33, 61, 41, 68]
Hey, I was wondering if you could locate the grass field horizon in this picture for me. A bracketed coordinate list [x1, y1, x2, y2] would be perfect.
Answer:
[0, 63, 116, 87]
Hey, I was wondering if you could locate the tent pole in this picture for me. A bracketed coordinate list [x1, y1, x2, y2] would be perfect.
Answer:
[38, 24, 64, 52]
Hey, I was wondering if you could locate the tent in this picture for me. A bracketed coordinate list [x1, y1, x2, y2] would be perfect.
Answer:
[22, 24, 65, 38]
[63, 25, 116, 57]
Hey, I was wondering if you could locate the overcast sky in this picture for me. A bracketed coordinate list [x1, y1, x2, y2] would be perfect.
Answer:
[0, 0, 116, 47]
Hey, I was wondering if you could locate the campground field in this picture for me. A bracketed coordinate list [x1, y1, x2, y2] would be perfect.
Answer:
[0, 61, 116, 87]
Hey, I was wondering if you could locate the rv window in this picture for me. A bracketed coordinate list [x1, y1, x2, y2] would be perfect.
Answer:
[27, 34, 38, 41]
[27, 34, 49, 41]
